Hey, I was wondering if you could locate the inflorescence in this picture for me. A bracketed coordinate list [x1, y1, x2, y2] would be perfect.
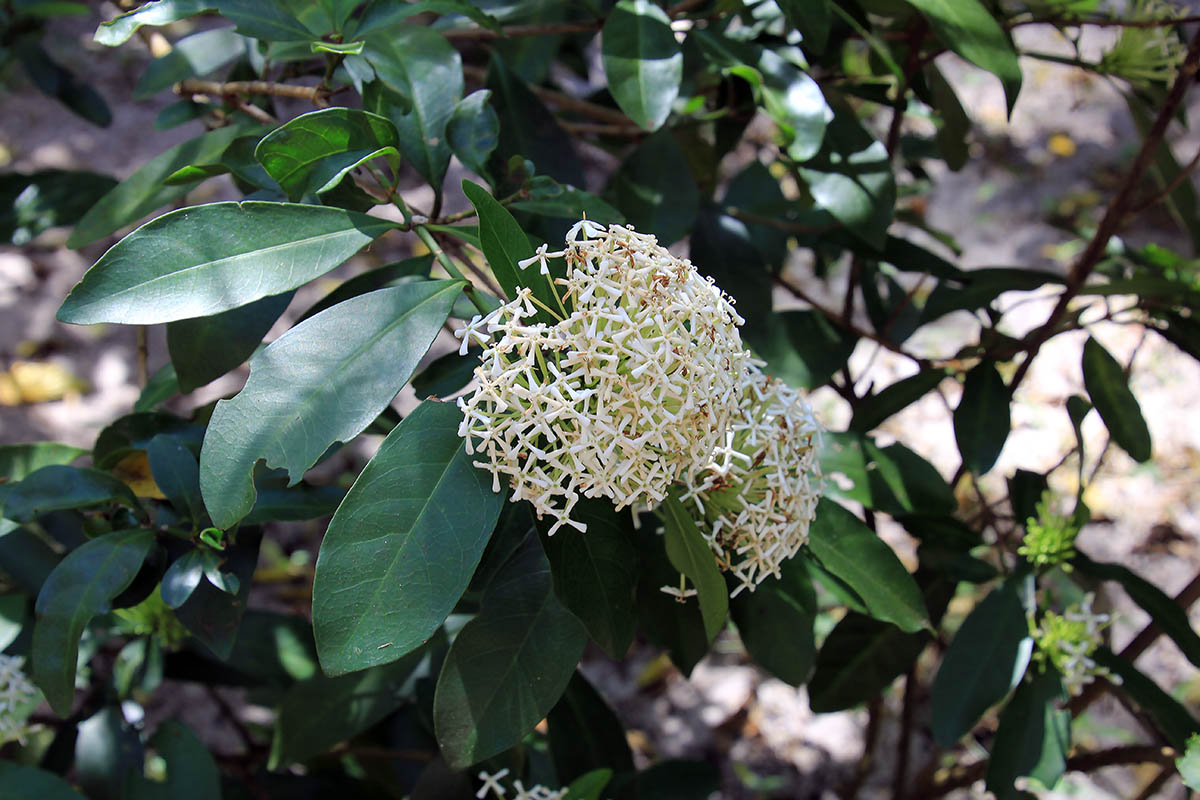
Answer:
[1031, 593, 1119, 695]
[0, 654, 38, 745]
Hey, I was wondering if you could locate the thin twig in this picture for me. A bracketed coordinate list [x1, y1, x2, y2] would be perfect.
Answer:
[1008, 27, 1200, 396]
[135, 327, 148, 388]
[894, 666, 918, 800]
[1132, 765, 1176, 800]
[559, 119, 646, 137]
[462, 65, 631, 126]
[1128, 142, 1200, 216]
[177, 78, 330, 104]
[442, 20, 603, 41]
[231, 99, 277, 124]
[927, 744, 1178, 796]
[724, 207, 836, 235]
[1009, 14, 1200, 30]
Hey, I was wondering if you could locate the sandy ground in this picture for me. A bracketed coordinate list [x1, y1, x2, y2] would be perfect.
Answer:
[2, 9, 1200, 800]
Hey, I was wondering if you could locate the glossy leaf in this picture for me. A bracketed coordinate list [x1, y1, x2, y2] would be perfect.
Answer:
[174, 528, 260, 659]
[608, 129, 698, 246]
[4, 465, 140, 523]
[486, 54, 583, 186]
[446, 89, 499, 179]
[1082, 337, 1152, 463]
[540, 499, 639, 658]
[660, 495, 729, 643]
[601, 0, 682, 132]
[270, 645, 428, 767]
[161, 549, 206, 609]
[214, 0, 326, 40]
[33, 529, 155, 714]
[931, 582, 1033, 746]
[954, 359, 1011, 475]
[365, 25, 462, 193]
[94, 0, 211, 46]
[509, 177, 624, 224]
[760, 52, 830, 162]
[255, 107, 400, 201]
[985, 671, 1070, 800]
[807, 498, 928, 632]
[0, 521, 62, 595]
[167, 291, 293, 393]
[690, 209, 773, 340]
[134, 27, 245, 99]
[751, 309, 858, 390]
[434, 531, 587, 768]
[462, 180, 560, 323]
[731, 558, 817, 686]
[297, 254, 433, 322]
[146, 434, 204, 523]
[850, 369, 946, 432]
[200, 280, 462, 529]
[808, 612, 929, 711]
[779, 0, 831, 54]
[907, 0, 1022, 114]
[820, 431, 956, 516]
[313, 401, 504, 675]
[59, 202, 394, 325]
[547, 672, 635, 783]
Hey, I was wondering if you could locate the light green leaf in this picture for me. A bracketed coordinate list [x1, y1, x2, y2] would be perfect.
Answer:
[0, 442, 86, 482]
[33, 530, 155, 714]
[200, 280, 462, 529]
[254, 107, 400, 201]
[659, 494, 729, 643]
[59, 202, 394, 326]
[312, 400, 504, 675]
[95, 1, 212, 46]
[601, 0, 682, 132]
[434, 531, 587, 768]
[807, 498, 928, 632]
[134, 28, 246, 100]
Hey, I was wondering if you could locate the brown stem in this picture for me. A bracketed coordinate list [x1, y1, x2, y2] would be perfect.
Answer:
[462, 65, 631, 126]
[442, 20, 603, 41]
[886, 18, 929, 159]
[928, 744, 1178, 796]
[894, 666, 918, 800]
[1128, 142, 1200, 217]
[839, 697, 884, 800]
[177, 78, 330, 104]
[1007, 26, 1200, 396]
[135, 327, 148, 388]
[1008, 14, 1200, 30]
[1133, 765, 1176, 800]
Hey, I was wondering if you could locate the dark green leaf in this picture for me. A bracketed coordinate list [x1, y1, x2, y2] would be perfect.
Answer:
[807, 498, 928, 632]
[134, 27, 245, 99]
[4, 465, 140, 523]
[808, 612, 928, 711]
[731, 557, 817, 686]
[722, 161, 789, 271]
[601, 0, 682, 132]
[446, 89, 499, 180]
[659, 495, 729, 643]
[925, 64, 970, 170]
[820, 431, 956, 516]
[214, 0, 326, 40]
[547, 672, 634, 783]
[608, 129, 698, 246]
[0, 763, 86, 800]
[565, 770, 613, 800]
[161, 550, 206, 609]
[900, 514, 983, 551]
[16, 42, 111, 127]
[269, 645, 428, 767]
[750, 310, 858, 390]
[851, 369, 947, 432]
[243, 479, 344, 525]
[167, 292, 293, 393]
[313, 401, 504, 675]
[509, 178, 624, 224]
[94, 0, 211, 46]
[0, 170, 116, 245]
[690, 209, 773, 340]
[931, 582, 1033, 746]
[33, 530, 154, 714]
[540, 499, 639, 659]
[255, 107, 400, 201]
[635, 528, 709, 676]
[144, 721, 221, 800]
[779, 0, 831, 54]
[351, 0, 502, 37]
[0, 442, 85, 482]
[1082, 337, 1152, 463]
[1097, 647, 1200, 749]
[486, 54, 583, 187]
[412, 348, 480, 400]
[1008, 469, 1048, 525]
[174, 528, 260, 659]
[798, 104, 895, 250]
[298, 254, 433, 322]
[921, 267, 1063, 323]
[462, 180, 560, 323]
[74, 706, 143, 800]
[135, 363, 180, 411]
[1074, 555, 1200, 671]
[200, 280, 460, 529]
[93, 412, 198, 470]
[365, 25, 462, 194]
[0, 593, 25, 652]
[146, 434, 203, 522]
[985, 670, 1070, 800]
[0, 521, 62, 594]
[954, 359, 1011, 475]
[434, 531, 587, 768]
[60, 202, 393, 325]
[907, 0, 1021, 114]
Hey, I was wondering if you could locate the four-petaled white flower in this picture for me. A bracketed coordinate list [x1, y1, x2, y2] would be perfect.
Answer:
[457, 221, 749, 534]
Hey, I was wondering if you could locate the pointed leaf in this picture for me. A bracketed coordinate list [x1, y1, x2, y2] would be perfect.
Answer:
[907, 0, 1022, 114]
[434, 531, 587, 768]
[313, 400, 504, 675]
[486, 54, 583, 186]
[146, 434, 203, 523]
[954, 359, 1011, 475]
[659, 494, 729, 643]
[33, 530, 155, 714]
[1082, 337, 1152, 463]
[200, 280, 462, 528]
[167, 292, 293, 393]
[931, 582, 1033, 746]
[0, 763, 86, 800]
[59, 202, 394, 325]
[0, 442, 86, 482]
[1097, 648, 1200, 749]
[174, 529, 260, 659]
[608, 129, 698, 246]
[807, 498, 928, 632]
[95, 0, 211, 46]
[4, 465, 140, 523]
[601, 0, 682, 132]
[446, 90, 499, 179]
[134, 27, 245, 99]
[161, 550, 206, 609]
[546, 672, 634, 783]
[985, 671, 1070, 800]
[364, 26, 462, 193]
[808, 611, 928, 711]
[255, 107, 400, 201]
[851, 369, 947, 432]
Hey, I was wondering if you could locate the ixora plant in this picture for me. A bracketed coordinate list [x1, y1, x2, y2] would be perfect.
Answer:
[4, 0, 1200, 798]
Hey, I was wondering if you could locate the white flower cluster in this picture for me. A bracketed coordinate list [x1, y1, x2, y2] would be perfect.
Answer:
[0, 654, 38, 744]
[1033, 593, 1119, 696]
[457, 220, 748, 534]
[680, 360, 821, 595]
[476, 768, 568, 799]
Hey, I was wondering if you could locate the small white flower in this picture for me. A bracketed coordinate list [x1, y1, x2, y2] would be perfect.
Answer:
[477, 768, 511, 798]
[0, 655, 39, 745]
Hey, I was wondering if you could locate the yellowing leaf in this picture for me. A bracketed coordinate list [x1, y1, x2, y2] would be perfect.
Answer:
[111, 451, 167, 500]
[1048, 133, 1077, 158]
[0, 360, 88, 405]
